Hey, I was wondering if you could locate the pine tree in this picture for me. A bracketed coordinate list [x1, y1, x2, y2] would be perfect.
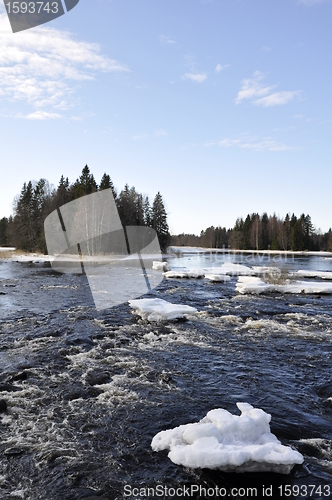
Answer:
[134, 193, 144, 225]
[258, 213, 268, 249]
[70, 165, 98, 200]
[143, 196, 152, 226]
[55, 175, 70, 208]
[14, 181, 35, 251]
[99, 173, 117, 199]
[283, 213, 291, 250]
[117, 184, 136, 226]
[0, 217, 8, 246]
[152, 192, 170, 252]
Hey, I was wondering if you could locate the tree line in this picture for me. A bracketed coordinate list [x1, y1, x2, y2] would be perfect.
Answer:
[171, 212, 332, 252]
[0, 165, 170, 253]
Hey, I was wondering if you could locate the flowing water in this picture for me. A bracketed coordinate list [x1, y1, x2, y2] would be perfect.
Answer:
[0, 253, 332, 499]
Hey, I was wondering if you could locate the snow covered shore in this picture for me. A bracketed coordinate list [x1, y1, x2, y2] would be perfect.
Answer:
[0, 249, 52, 263]
[169, 246, 332, 257]
[152, 403, 303, 474]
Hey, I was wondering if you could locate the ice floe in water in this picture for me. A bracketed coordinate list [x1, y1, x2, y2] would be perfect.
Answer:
[163, 270, 204, 279]
[204, 274, 231, 282]
[296, 270, 332, 280]
[151, 403, 303, 474]
[128, 298, 198, 321]
[152, 261, 169, 271]
[164, 264, 281, 280]
[236, 277, 332, 294]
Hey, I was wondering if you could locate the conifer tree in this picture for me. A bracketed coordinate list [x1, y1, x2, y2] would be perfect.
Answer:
[117, 184, 136, 226]
[152, 192, 170, 251]
[0, 217, 8, 246]
[99, 173, 117, 199]
[143, 196, 152, 226]
[134, 193, 144, 225]
[55, 175, 70, 208]
[70, 165, 98, 200]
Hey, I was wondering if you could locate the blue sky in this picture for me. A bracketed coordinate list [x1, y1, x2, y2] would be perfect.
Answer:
[0, 0, 331, 235]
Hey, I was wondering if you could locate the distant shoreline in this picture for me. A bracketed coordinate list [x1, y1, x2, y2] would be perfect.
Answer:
[168, 246, 332, 257]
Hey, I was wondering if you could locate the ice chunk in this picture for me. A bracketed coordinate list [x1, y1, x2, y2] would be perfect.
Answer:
[296, 270, 332, 280]
[220, 263, 255, 276]
[128, 298, 198, 321]
[236, 277, 332, 295]
[187, 269, 205, 278]
[205, 274, 231, 282]
[163, 270, 205, 279]
[163, 271, 190, 279]
[152, 261, 169, 271]
[151, 403, 303, 474]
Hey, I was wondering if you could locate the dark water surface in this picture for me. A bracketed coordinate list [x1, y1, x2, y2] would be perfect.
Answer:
[0, 254, 331, 499]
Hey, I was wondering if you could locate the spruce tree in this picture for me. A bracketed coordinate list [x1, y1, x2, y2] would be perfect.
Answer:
[143, 196, 152, 226]
[70, 165, 98, 200]
[0, 217, 8, 246]
[55, 175, 70, 208]
[99, 173, 117, 199]
[152, 192, 170, 252]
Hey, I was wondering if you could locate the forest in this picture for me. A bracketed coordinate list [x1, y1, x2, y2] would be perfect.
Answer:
[171, 213, 332, 252]
[1, 167, 331, 253]
[0, 165, 170, 253]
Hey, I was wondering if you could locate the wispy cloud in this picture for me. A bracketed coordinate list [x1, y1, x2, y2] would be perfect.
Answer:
[254, 91, 302, 107]
[182, 73, 207, 84]
[154, 129, 168, 137]
[210, 133, 296, 152]
[0, 13, 129, 118]
[215, 63, 229, 73]
[159, 35, 176, 45]
[236, 71, 302, 107]
[133, 133, 149, 140]
[260, 46, 271, 52]
[18, 111, 62, 120]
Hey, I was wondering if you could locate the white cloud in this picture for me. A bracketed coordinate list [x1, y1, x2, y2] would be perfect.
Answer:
[159, 35, 176, 45]
[18, 111, 62, 120]
[218, 134, 295, 152]
[260, 46, 271, 52]
[183, 73, 207, 84]
[0, 13, 129, 116]
[236, 71, 302, 107]
[254, 91, 302, 107]
[215, 63, 229, 73]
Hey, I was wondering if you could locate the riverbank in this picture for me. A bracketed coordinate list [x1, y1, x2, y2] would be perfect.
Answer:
[168, 245, 332, 257]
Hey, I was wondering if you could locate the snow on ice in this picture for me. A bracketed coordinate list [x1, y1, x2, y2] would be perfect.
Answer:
[296, 270, 332, 280]
[152, 261, 169, 271]
[128, 298, 198, 321]
[236, 276, 332, 295]
[151, 403, 303, 474]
